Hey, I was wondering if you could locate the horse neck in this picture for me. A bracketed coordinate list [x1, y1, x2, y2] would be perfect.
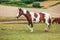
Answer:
[23, 14, 27, 18]
[23, 13, 31, 21]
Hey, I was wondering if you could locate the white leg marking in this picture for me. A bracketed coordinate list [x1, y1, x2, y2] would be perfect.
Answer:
[45, 18, 49, 31]
[27, 25, 33, 32]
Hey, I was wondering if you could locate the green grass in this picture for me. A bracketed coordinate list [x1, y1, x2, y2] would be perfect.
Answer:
[0, 17, 26, 22]
[0, 23, 60, 40]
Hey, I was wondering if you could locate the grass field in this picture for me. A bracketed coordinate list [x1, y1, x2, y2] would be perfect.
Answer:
[0, 23, 60, 40]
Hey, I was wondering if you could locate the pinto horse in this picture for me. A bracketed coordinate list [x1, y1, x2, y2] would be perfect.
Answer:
[52, 17, 60, 24]
[16, 8, 51, 32]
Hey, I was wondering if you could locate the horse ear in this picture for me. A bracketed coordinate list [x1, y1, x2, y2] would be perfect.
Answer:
[18, 8, 22, 11]
[26, 11, 29, 13]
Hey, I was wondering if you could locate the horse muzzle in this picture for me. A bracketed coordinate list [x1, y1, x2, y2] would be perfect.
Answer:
[16, 16, 19, 19]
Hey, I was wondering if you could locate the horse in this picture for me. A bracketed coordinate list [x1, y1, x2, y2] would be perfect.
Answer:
[52, 17, 60, 24]
[16, 8, 51, 32]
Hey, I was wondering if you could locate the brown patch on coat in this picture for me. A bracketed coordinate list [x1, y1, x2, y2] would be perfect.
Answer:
[39, 13, 45, 22]
[34, 13, 38, 18]
[52, 17, 60, 24]
[26, 11, 32, 22]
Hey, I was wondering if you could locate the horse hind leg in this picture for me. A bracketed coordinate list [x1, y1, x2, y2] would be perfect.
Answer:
[45, 18, 51, 32]
[48, 18, 51, 27]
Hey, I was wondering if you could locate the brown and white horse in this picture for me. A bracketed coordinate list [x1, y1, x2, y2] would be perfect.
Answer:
[16, 8, 51, 32]
[52, 17, 60, 24]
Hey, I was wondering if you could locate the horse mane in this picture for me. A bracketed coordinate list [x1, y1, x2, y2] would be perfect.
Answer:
[18, 8, 22, 11]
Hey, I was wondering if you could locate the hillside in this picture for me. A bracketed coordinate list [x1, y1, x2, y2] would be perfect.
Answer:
[40, 1, 60, 8]
[0, 1, 60, 17]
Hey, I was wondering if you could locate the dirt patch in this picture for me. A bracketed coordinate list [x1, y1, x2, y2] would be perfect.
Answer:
[0, 21, 28, 24]
[0, 5, 18, 17]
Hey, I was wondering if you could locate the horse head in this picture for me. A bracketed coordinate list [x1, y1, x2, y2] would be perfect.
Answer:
[16, 8, 24, 19]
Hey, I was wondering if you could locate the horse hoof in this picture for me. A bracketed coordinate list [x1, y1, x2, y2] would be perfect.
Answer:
[30, 30, 33, 33]
[45, 30, 48, 32]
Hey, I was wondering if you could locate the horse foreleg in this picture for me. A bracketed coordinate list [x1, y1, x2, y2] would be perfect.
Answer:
[27, 22, 33, 32]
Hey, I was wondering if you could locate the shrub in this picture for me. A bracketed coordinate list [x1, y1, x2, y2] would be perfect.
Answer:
[0, 0, 10, 3]
[32, 2, 41, 8]
[21, 0, 34, 4]
[35, 0, 46, 2]
[21, 0, 45, 4]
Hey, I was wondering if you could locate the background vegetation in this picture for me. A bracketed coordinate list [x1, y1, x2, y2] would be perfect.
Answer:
[0, 0, 45, 8]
